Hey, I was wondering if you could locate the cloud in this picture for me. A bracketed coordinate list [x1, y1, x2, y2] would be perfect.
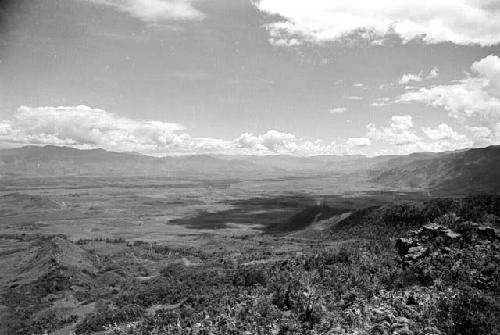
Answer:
[234, 130, 340, 154]
[0, 106, 351, 156]
[329, 107, 348, 114]
[464, 125, 500, 146]
[346, 137, 371, 147]
[255, 0, 500, 46]
[471, 54, 500, 97]
[371, 97, 391, 107]
[343, 96, 363, 100]
[398, 55, 500, 129]
[422, 123, 466, 141]
[398, 67, 439, 85]
[360, 115, 474, 154]
[427, 66, 439, 79]
[367, 115, 421, 146]
[398, 73, 423, 85]
[466, 125, 492, 139]
[88, 0, 205, 22]
[0, 105, 188, 154]
[1, 105, 489, 157]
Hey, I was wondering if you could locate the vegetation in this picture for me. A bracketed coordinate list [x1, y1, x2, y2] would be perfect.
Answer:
[2, 195, 499, 334]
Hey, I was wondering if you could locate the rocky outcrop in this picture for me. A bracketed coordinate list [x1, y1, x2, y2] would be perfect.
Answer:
[396, 222, 498, 264]
[395, 221, 500, 289]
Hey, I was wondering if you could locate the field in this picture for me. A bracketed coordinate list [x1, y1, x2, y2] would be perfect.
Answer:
[0, 174, 424, 241]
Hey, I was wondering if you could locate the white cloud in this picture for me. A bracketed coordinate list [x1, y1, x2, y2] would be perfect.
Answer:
[367, 115, 421, 146]
[360, 115, 474, 154]
[466, 125, 492, 139]
[343, 96, 363, 100]
[329, 107, 348, 114]
[422, 123, 466, 141]
[347, 137, 371, 147]
[0, 105, 188, 154]
[465, 124, 500, 146]
[234, 130, 338, 154]
[371, 97, 391, 107]
[255, 0, 500, 46]
[353, 83, 364, 87]
[1, 104, 489, 157]
[399, 73, 423, 85]
[427, 66, 439, 79]
[0, 106, 354, 156]
[398, 55, 500, 129]
[88, 0, 205, 22]
[471, 54, 500, 97]
[398, 67, 439, 85]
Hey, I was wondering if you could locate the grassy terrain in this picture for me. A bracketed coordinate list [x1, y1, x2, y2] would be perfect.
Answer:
[0, 176, 498, 334]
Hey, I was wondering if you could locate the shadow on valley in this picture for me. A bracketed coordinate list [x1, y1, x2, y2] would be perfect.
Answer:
[168, 192, 430, 232]
[168, 195, 322, 230]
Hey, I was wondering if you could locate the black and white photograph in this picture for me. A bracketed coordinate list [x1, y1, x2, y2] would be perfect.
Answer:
[0, 0, 500, 334]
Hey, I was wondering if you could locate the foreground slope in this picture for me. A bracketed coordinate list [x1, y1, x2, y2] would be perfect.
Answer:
[2, 195, 499, 335]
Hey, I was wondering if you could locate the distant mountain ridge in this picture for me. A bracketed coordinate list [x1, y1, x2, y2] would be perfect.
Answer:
[372, 145, 500, 193]
[1, 145, 500, 194]
[0, 145, 383, 178]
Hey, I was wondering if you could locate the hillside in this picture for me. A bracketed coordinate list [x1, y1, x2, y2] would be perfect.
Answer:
[372, 145, 500, 193]
[3, 196, 499, 335]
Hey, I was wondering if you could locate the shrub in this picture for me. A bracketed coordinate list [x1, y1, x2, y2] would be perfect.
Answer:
[75, 304, 144, 334]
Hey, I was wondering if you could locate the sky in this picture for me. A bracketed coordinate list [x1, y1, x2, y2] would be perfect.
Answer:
[0, 0, 500, 156]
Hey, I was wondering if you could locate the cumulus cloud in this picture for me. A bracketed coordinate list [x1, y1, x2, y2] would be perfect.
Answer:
[399, 73, 423, 85]
[0, 105, 189, 154]
[398, 55, 500, 130]
[343, 96, 363, 100]
[371, 97, 392, 107]
[255, 0, 500, 46]
[466, 125, 492, 139]
[329, 107, 348, 114]
[234, 130, 340, 155]
[422, 123, 466, 141]
[0, 105, 351, 156]
[427, 67, 439, 79]
[398, 67, 439, 85]
[361, 115, 474, 154]
[471, 54, 500, 97]
[367, 115, 421, 146]
[464, 125, 500, 146]
[346, 137, 371, 147]
[88, 0, 205, 22]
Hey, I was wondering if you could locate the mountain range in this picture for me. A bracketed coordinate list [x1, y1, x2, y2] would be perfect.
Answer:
[1, 145, 499, 193]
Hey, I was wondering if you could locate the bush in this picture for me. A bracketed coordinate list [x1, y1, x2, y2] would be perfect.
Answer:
[232, 267, 268, 287]
[437, 285, 500, 335]
[75, 304, 144, 334]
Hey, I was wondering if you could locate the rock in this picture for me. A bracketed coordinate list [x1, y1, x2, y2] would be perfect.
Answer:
[370, 307, 395, 323]
[392, 327, 413, 335]
[423, 326, 443, 335]
[406, 246, 427, 261]
[391, 320, 413, 335]
[370, 321, 391, 335]
[394, 316, 410, 324]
